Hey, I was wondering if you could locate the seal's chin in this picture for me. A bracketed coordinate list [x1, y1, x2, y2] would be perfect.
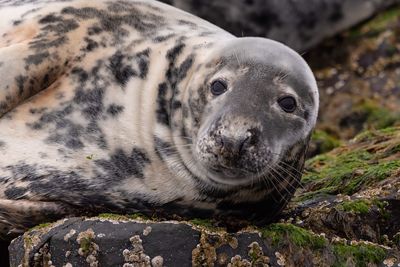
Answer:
[196, 157, 273, 186]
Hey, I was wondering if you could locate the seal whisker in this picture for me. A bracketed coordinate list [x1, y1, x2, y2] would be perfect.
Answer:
[273, 165, 302, 192]
[274, 164, 304, 191]
[262, 170, 290, 203]
[278, 161, 304, 176]
[258, 173, 280, 203]
[171, 136, 193, 141]
[233, 49, 241, 67]
[274, 163, 302, 185]
[158, 144, 193, 151]
[268, 167, 296, 201]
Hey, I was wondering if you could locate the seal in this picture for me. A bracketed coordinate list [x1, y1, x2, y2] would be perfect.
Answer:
[0, 0, 318, 239]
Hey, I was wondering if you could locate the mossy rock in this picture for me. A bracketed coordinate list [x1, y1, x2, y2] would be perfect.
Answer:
[301, 126, 400, 199]
[280, 126, 400, 253]
[8, 218, 400, 267]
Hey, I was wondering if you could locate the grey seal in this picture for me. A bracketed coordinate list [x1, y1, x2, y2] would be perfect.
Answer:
[0, 0, 318, 240]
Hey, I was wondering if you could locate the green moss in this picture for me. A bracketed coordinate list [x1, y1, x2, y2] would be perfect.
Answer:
[337, 199, 371, 214]
[337, 199, 389, 216]
[301, 143, 400, 199]
[352, 127, 399, 143]
[333, 243, 386, 267]
[348, 6, 400, 38]
[97, 213, 149, 221]
[261, 223, 326, 249]
[30, 222, 53, 231]
[189, 218, 215, 229]
[303, 150, 371, 186]
[379, 127, 399, 134]
[363, 6, 400, 33]
[353, 100, 400, 131]
[312, 130, 342, 153]
[352, 130, 375, 143]
[260, 224, 388, 266]
[23, 235, 33, 249]
[79, 237, 92, 255]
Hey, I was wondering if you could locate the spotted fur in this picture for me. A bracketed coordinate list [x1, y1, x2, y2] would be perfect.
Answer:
[0, 0, 318, 239]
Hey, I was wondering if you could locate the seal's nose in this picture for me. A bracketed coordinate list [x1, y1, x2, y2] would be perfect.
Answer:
[217, 129, 258, 164]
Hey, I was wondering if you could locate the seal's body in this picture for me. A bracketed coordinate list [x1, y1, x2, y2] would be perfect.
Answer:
[0, 0, 318, 238]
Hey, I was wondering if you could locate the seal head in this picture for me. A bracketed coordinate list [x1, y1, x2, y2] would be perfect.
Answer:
[180, 37, 318, 190]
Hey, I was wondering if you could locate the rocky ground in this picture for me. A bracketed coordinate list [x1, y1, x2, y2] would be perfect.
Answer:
[6, 5, 400, 267]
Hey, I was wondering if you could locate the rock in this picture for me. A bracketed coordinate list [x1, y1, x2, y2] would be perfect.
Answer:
[8, 216, 271, 267]
[8, 215, 399, 267]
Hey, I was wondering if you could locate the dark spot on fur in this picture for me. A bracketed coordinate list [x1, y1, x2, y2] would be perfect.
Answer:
[82, 37, 99, 52]
[109, 51, 136, 86]
[172, 100, 181, 109]
[4, 186, 27, 200]
[136, 48, 150, 79]
[0, 101, 8, 114]
[95, 147, 151, 180]
[29, 36, 67, 50]
[29, 107, 48, 114]
[88, 25, 103, 35]
[166, 42, 185, 63]
[109, 49, 150, 84]
[25, 52, 49, 66]
[39, 14, 63, 24]
[178, 19, 197, 28]
[41, 18, 79, 34]
[153, 34, 175, 43]
[73, 87, 104, 119]
[71, 67, 89, 83]
[107, 104, 124, 116]
[15, 75, 27, 96]
[156, 82, 169, 125]
[176, 55, 194, 81]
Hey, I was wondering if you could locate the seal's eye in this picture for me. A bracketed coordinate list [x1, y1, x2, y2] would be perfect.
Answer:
[278, 96, 297, 113]
[210, 80, 227, 96]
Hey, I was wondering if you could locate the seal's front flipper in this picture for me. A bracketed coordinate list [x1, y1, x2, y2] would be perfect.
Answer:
[0, 199, 73, 240]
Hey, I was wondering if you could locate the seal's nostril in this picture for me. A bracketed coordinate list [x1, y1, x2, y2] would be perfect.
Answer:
[246, 128, 259, 146]
[220, 136, 238, 154]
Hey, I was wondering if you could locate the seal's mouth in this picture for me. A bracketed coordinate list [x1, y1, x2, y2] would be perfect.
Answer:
[194, 135, 277, 185]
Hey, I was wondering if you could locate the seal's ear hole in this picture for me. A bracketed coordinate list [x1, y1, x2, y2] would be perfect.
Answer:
[278, 96, 297, 113]
[210, 80, 228, 96]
